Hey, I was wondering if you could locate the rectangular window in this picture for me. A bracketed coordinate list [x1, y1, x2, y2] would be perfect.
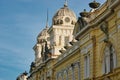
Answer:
[84, 54, 90, 78]
[64, 36, 69, 46]
[59, 36, 61, 45]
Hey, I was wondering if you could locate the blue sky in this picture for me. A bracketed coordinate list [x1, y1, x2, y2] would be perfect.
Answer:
[0, 0, 106, 80]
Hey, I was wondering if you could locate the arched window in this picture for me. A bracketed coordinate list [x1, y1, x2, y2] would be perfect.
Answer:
[102, 45, 117, 74]
[74, 62, 80, 80]
[68, 67, 73, 80]
[63, 70, 68, 80]
[57, 73, 62, 80]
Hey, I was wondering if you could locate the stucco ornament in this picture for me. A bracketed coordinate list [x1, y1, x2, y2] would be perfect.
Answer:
[100, 23, 109, 42]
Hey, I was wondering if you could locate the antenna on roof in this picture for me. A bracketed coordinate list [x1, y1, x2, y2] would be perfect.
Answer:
[46, 9, 49, 28]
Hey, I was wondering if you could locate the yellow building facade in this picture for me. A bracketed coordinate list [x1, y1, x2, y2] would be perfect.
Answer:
[27, 0, 120, 80]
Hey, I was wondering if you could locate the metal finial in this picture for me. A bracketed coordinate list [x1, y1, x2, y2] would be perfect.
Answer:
[64, 0, 68, 7]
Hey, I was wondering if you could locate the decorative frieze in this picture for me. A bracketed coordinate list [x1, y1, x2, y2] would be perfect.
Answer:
[81, 44, 93, 54]
[80, 33, 90, 45]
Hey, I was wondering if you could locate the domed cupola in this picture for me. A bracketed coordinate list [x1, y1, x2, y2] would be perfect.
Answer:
[37, 27, 49, 43]
[52, 2, 77, 25]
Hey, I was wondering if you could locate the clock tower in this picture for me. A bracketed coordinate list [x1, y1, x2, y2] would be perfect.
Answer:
[48, 2, 77, 58]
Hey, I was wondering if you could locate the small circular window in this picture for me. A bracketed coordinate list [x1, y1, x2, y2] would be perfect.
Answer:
[65, 17, 70, 23]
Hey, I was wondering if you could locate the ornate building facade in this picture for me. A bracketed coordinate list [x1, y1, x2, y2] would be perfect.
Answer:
[53, 0, 120, 80]
[18, 0, 120, 80]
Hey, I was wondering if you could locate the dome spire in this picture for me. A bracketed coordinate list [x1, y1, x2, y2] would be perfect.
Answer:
[46, 9, 49, 28]
[64, 0, 68, 7]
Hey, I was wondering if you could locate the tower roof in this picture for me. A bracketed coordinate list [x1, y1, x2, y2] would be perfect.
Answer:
[37, 27, 49, 43]
[52, 3, 76, 25]
[53, 6, 76, 19]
